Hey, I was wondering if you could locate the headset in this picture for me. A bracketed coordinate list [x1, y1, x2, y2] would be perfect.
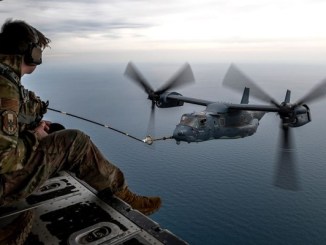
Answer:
[24, 25, 42, 66]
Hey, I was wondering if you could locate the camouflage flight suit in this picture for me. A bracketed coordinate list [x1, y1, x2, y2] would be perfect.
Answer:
[0, 55, 126, 206]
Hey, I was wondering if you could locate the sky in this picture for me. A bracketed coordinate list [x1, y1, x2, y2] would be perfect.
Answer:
[1, 0, 326, 64]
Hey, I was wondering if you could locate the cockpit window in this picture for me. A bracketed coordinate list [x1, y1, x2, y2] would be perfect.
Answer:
[180, 115, 198, 127]
[180, 115, 206, 128]
[199, 118, 206, 127]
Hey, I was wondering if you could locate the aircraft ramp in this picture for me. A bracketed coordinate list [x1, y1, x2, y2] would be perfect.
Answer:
[0, 171, 188, 245]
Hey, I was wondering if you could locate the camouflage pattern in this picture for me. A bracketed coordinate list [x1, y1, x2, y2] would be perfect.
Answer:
[0, 55, 126, 206]
[0, 55, 25, 174]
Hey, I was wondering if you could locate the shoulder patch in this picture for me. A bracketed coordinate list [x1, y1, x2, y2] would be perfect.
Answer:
[2, 110, 18, 135]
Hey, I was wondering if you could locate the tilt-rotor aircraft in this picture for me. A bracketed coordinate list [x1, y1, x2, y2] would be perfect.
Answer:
[124, 62, 326, 191]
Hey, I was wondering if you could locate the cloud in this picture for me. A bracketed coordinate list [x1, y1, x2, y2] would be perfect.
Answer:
[2, 0, 325, 42]
[0, 0, 155, 38]
[1, 0, 326, 63]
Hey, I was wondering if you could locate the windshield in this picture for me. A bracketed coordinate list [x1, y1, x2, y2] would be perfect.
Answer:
[180, 115, 198, 128]
[180, 114, 206, 128]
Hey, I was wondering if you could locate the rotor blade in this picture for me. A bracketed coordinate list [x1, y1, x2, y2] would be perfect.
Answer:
[296, 78, 326, 105]
[124, 62, 154, 95]
[223, 64, 279, 106]
[156, 63, 195, 94]
[274, 126, 300, 191]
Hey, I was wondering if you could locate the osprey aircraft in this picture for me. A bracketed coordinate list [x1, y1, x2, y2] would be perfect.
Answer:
[124, 62, 326, 191]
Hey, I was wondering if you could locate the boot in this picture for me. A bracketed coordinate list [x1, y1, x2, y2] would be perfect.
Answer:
[115, 187, 161, 215]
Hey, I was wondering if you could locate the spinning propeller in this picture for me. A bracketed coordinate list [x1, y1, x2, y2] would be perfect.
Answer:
[223, 64, 326, 191]
[124, 62, 195, 143]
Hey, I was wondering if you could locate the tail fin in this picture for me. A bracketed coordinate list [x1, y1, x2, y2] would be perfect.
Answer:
[241, 87, 250, 104]
[284, 90, 291, 103]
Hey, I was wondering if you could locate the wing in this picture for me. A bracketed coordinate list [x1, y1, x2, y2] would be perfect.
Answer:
[227, 104, 280, 112]
[166, 94, 214, 106]
[166, 94, 280, 112]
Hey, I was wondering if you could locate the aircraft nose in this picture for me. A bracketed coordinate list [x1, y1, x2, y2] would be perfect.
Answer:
[177, 131, 185, 136]
[173, 125, 196, 142]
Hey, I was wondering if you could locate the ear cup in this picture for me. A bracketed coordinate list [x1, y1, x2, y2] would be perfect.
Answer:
[24, 25, 42, 65]
[24, 42, 42, 65]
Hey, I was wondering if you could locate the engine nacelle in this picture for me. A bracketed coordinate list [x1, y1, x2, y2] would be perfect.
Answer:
[289, 104, 311, 127]
[156, 92, 184, 108]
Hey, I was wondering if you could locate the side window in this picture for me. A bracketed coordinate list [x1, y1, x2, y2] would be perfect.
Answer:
[219, 118, 225, 127]
[213, 119, 219, 127]
[199, 118, 206, 127]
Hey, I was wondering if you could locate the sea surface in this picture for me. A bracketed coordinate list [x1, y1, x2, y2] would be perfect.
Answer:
[24, 61, 326, 245]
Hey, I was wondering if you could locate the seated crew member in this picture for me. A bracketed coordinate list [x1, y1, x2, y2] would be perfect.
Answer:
[0, 19, 161, 216]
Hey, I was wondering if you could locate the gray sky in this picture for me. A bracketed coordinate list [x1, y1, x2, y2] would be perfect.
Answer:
[1, 0, 326, 63]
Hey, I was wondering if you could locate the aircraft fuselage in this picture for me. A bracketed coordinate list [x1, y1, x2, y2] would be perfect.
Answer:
[173, 108, 265, 143]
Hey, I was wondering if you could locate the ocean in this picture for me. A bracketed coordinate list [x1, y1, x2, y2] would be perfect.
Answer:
[24, 61, 326, 245]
